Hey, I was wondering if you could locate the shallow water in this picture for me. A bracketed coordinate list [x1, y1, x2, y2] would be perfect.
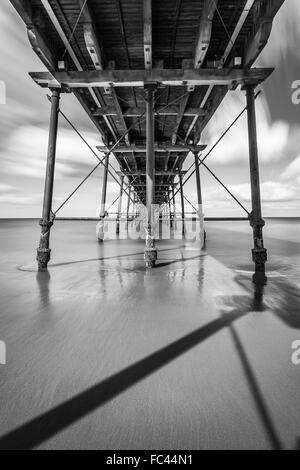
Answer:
[0, 218, 299, 450]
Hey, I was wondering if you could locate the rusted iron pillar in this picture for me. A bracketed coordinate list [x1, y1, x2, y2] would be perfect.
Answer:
[126, 186, 131, 227]
[172, 185, 177, 229]
[144, 85, 157, 267]
[168, 193, 173, 229]
[194, 153, 203, 208]
[96, 154, 109, 242]
[246, 84, 267, 282]
[36, 89, 60, 271]
[194, 152, 205, 245]
[179, 174, 185, 237]
[116, 175, 124, 234]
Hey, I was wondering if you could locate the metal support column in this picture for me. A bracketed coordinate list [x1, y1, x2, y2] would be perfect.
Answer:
[116, 175, 124, 234]
[168, 194, 173, 229]
[36, 89, 60, 271]
[246, 84, 267, 282]
[144, 85, 157, 267]
[179, 174, 185, 237]
[172, 186, 177, 230]
[194, 152, 205, 245]
[126, 186, 131, 228]
[96, 154, 109, 241]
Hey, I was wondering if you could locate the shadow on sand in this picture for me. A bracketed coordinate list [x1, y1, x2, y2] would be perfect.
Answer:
[7, 231, 299, 450]
[0, 287, 262, 450]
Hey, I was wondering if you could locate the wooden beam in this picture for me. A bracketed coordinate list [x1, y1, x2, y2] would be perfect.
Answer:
[76, 0, 130, 145]
[191, 2, 284, 144]
[117, 171, 187, 176]
[111, 88, 130, 145]
[37, 0, 119, 141]
[133, 185, 172, 188]
[93, 105, 207, 117]
[83, 23, 103, 70]
[76, 1, 119, 143]
[76, 0, 103, 68]
[29, 68, 274, 88]
[143, 0, 152, 70]
[9, 1, 115, 145]
[194, 0, 218, 68]
[164, 151, 171, 172]
[244, 0, 285, 67]
[171, 93, 190, 145]
[27, 26, 57, 72]
[97, 145, 207, 153]
[9, 0, 32, 23]
[122, 155, 132, 172]
[192, 85, 227, 146]
[187, 0, 256, 141]
[73, 90, 109, 145]
[9, 0, 57, 71]
[172, 154, 181, 171]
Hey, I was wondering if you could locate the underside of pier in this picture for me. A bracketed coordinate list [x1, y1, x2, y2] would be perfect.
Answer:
[9, 0, 285, 270]
[3, 0, 298, 452]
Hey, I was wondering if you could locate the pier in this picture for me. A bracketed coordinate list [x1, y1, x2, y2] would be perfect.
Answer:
[10, 0, 284, 276]
[1, 0, 297, 451]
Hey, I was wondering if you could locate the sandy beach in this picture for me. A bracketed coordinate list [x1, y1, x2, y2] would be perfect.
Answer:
[0, 218, 299, 450]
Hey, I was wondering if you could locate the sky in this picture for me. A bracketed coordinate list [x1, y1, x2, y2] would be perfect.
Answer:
[0, 0, 300, 218]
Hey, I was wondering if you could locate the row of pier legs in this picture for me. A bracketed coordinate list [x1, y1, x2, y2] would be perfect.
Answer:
[37, 84, 267, 281]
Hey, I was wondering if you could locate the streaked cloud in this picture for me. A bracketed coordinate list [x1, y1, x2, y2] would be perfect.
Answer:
[202, 91, 290, 165]
[1, 1, 300, 217]
[0, 193, 43, 205]
[258, 0, 300, 65]
[282, 155, 300, 183]
[0, 184, 16, 193]
[1, 125, 104, 180]
[205, 182, 293, 205]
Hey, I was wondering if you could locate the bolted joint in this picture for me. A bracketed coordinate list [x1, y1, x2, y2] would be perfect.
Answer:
[144, 247, 157, 268]
[37, 248, 51, 271]
[252, 248, 267, 266]
[144, 231, 157, 268]
[242, 82, 259, 93]
[49, 88, 61, 99]
[145, 233, 156, 249]
[39, 218, 53, 230]
[144, 83, 157, 102]
[248, 211, 265, 228]
[96, 219, 106, 242]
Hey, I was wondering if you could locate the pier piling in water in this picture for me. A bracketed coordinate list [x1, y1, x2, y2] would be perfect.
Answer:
[37, 89, 60, 271]
[246, 84, 268, 283]
[144, 84, 157, 268]
[97, 154, 109, 242]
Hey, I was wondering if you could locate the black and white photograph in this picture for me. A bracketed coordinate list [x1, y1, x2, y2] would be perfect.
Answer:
[0, 0, 300, 453]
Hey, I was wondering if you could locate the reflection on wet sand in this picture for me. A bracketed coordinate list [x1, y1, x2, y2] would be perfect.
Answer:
[0, 219, 299, 449]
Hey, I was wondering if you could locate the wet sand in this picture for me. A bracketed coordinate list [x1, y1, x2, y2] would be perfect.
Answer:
[0, 218, 299, 450]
